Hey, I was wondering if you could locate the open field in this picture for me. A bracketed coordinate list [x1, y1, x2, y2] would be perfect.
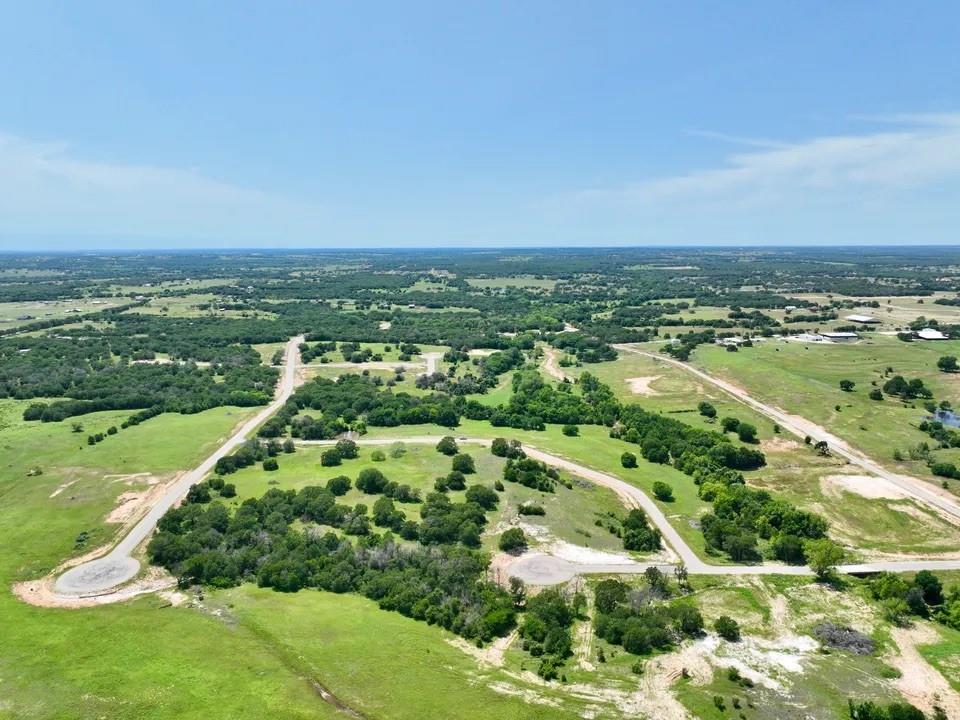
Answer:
[0, 297, 122, 331]
[693, 336, 960, 483]
[466, 276, 557, 291]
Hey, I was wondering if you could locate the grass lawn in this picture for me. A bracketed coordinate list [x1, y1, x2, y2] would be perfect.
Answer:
[694, 336, 960, 484]
[465, 276, 557, 291]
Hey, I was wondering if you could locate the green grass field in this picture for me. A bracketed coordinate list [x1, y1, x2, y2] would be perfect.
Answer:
[694, 336, 960, 482]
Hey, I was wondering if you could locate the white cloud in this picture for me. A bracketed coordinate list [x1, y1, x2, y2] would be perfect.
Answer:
[575, 114, 960, 208]
[0, 133, 328, 243]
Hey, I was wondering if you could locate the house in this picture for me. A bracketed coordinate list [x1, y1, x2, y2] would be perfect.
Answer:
[784, 305, 798, 312]
[844, 314, 880, 324]
[916, 327, 949, 340]
[821, 331, 859, 342]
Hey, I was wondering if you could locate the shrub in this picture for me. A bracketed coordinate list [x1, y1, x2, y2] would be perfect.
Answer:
[262, 457, 279, 471]
[356, 468, 388, 494]
[698, 401, 717, 419]
[562, 424, 579, 437]
[326, 475, 352, 496]
[499, 528, 527, 553]
[335, 439, 359, 459]
[371, 449, 386, 462]
[219, 483, 236, 498]
[436, 436, 459, 455]
[714, 615, 740, 641]
[518, 503, 546, 516]
[320, 448, 342, 467]
[736, 423, 758, 444]
[621, 452, 638, 468]
[652, 481, 674, 502]
[452, 453, 476, 474]
[839, 379, 856, 392]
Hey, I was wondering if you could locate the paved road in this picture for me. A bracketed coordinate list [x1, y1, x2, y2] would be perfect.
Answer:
[614, 343, 960, 522]
[55, 336, 304, 597]
[299, 435, 960, 584]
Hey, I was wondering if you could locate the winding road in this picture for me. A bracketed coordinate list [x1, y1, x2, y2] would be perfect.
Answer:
[50, 337, 960, 596]
[614, 343, 960, 522]
[298, 435, 960, 585]
[54, 335, 304, 597]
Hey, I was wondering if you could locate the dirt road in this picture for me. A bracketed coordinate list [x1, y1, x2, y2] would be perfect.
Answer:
[54, 335, 305, 597]
[541, 346, 570, 382]
[614, 343, 960, 523]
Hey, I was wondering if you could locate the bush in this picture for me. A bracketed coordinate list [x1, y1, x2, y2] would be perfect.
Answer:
[262, 457, 279, 471]
[320, 448, 342, 467]
[621, 452, 638, 468]
[326, 475, 352, 496]
[452, 453, 476, 474]
[371, 449, 386, 462]
[839, 379, 856, 392]
[518, 503, 546, 516]
[219, 483, 236, 498]
[698, 401, 717, 419]
[721, 417, 741, 433]
[714, 615, 740, 641]
[356, 468, 389, 494]
[436, 436, 459, 455]
[499, 528, 527, 553]
[562, 424, 579, 437]
[736, 423, 758, 444]
[335, 439, 359, 459]
[869, 388, 884, 401]
[465, 485, 499, 510]
[652, 481, 674, 502]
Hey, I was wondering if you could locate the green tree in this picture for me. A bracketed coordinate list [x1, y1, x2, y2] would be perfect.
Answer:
[652, 481, 674, 502]
[320, 448, 342, 467]
[436, 436, 459, 455]
[839, 379, 856, 392]
[804, 538, 844, 580]
[938, 355, 959, 373]
[499, 528, 527, 553]
[714, 615, 740, 641]
[620, 452, 638, 468]
[452, 453, 476, 474]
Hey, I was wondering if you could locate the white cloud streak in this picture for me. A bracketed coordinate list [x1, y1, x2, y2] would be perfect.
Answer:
[576, 114, 960, 208]
[0, 133, 327, 243]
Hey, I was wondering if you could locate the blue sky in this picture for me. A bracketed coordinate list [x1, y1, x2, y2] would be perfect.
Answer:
[1, 2, 959, 249]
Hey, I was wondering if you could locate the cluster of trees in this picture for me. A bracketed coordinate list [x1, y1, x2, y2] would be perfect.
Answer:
[866, 570, 960, 633]
[548, 333, 617, 363]
[420, 348, 527, 396]
[495, 370, 617, 428]
[278, 375, 462, 439]
[593, 573, 704, 658]
[699, 483, 829, 563]
[503, 456, 561, 492]
[214, 438, 295, 475]
[148, 493, 515, 641]
[882, 375, 933, 400]
[847, 700, 931, 720]
[519, 587, 581, 680]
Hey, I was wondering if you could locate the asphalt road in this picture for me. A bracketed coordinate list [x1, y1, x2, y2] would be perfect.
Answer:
[54, 335, 304, 597]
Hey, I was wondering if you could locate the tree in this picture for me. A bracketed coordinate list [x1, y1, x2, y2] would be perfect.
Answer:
[869, 388, 883, 401]
[262, 457, 279, 471]
[326, 475, 351, 496]
[620, 452, 638, 468]
[499, 528, 527, 553]
[356, 468, 388, 494]
[335, 439, 358, 459]
[436, 436, 459, 455]
[282, 438, 296, 453]
[562, 424, 579, 437]
[839, 379, 856, 392]
[938, 355, 959, 373]
[736, 423, 758, 444]
[465, 484, 499, 510]
[721, 417, 741, 433]
[491, 438, 509, 457]
[814, 440, 830, 456]
[320, 448, 342, 467]
[652, 481, 674, 502]
[452, 453, 476, 474]
[714, 615, 740, 641]
[219, 483, 236, 498]
[697, 401, 717, 419]
[805, 538, 844, 580]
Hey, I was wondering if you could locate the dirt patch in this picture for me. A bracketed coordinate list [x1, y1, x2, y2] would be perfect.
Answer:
[12, 565, 175, 609]
[378, 320, 391, 330]
[446, 630, 517, 668]
[888, 624, 960, 718]
[761, 436, 801, 453]
[624, 376, 661, 396]
[49, 479, 79, 498]
[821, 473, 909, 501]
[541, 347, 569, 382]
[105, 474, 175, 525]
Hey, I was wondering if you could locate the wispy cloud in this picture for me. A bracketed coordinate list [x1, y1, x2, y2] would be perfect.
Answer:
[575, 114, 960, 208]
[0, 133, 327, 243]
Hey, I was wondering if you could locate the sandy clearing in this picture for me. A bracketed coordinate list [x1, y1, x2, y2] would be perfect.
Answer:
[468, 348, 496, 357]
[624, 376, 661, 396]
[821, 473, 910, 501]
[378, 320, 391, 330]
[446, 630, 518, 668]
[541, 346, 569, 382]
[888, 624, 960, 718]
[761, 436, 802, 453]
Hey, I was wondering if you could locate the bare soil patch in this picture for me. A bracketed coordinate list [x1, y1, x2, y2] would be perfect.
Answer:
[624, 376, 662, 396]
[888, 624, 960, 718]
[821, 473, 909, 501]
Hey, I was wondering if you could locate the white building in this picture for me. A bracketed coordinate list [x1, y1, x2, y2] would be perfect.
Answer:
[916, 327, 949, 340]
[845, 314, 880, 324]
[821, 331, 859, 342]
